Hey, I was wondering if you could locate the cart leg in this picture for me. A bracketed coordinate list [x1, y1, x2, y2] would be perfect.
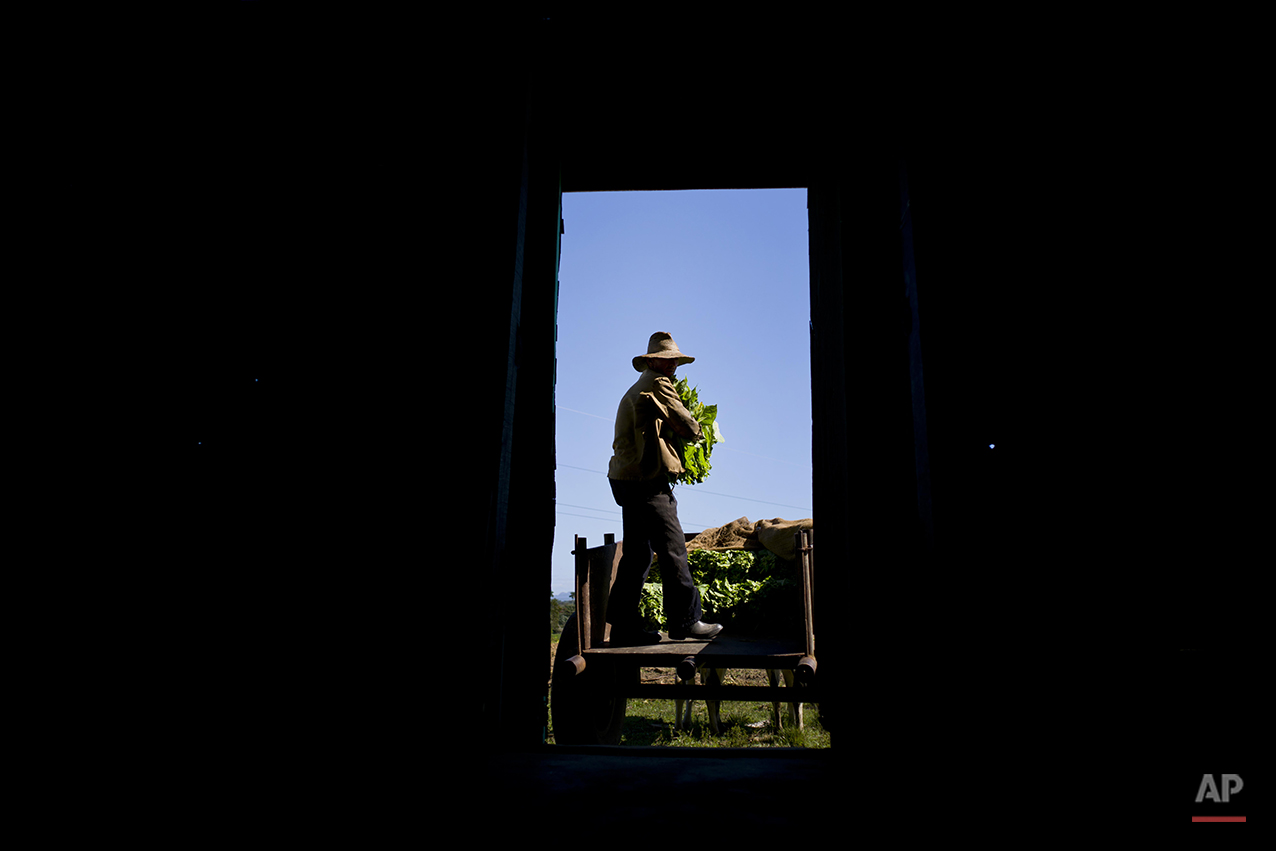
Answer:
[674, 666, 723, 734]
[785, 667, 803, 730]
[768, 668, 803, 731]
[703, 668, 723, 735]
[674, 659, 694, 731]
[768, 669, 781, 728]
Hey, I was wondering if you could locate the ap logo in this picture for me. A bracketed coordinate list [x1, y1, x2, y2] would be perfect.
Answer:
[1196, 774, 1244, 803]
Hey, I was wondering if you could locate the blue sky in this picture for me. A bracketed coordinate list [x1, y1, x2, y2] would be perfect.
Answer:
[552, 189, 812, 596]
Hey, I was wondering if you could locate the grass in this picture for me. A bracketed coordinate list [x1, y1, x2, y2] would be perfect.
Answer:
[548, 635, 830, 748]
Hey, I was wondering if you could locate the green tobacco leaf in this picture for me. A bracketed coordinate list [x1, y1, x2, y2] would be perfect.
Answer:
[671, 379, 720, 486]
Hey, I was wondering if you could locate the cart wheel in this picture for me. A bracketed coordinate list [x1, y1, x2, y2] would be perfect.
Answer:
[551, 615, 632, 745]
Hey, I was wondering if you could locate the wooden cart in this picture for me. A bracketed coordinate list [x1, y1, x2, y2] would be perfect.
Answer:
[551, 528, 816, 745]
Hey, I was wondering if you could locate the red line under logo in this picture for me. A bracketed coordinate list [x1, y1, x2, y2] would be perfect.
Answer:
[1192, 816, 1245, 822]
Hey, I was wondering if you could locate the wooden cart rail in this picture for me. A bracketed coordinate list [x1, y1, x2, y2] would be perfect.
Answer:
[571, 528, 815, 661]
[580, 633, 811, 668]
[617, 684, 821, 702]
[553, 528, 816, 745]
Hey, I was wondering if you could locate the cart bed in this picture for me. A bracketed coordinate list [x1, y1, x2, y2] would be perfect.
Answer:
[583, 633, 809, 670]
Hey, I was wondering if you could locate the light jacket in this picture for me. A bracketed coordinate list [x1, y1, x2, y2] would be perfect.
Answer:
[608, 369, 703, 481]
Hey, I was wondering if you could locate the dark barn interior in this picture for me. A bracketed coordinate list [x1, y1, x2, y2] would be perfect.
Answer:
[454, 23, 1036, 813]
[171, 14, 1263, 833]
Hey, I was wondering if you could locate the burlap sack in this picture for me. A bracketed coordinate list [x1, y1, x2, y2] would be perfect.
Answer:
[686, 517, 759, 550]
[753, 518, 814, 561]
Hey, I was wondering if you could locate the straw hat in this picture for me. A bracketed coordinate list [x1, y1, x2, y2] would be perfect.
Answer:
[632, 331, 695, 372]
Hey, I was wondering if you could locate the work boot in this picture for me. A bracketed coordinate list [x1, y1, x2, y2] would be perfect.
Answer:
[668, 621, 723, 641]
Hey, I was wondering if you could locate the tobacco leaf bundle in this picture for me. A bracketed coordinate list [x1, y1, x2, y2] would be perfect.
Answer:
[670, 376, 722, 486]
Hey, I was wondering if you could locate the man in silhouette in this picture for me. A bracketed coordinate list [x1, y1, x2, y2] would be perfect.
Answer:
[606, 332, 723, 646]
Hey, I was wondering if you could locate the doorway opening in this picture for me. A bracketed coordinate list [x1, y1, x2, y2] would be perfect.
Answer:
[548, 188, 822, 748]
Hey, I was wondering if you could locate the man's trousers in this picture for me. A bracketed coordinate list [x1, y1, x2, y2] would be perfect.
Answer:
[607, 477, 703, 632]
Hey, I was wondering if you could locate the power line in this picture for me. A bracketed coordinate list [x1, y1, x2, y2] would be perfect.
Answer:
[557, 464, 810, 513]
[674, 488, 811, 513]
[559, 464, 607, 474]
[555, 511, 621, 524]
[555, 510, 709, 530]
[554, 499, 715, 529]
[557, 501, 621, 516]
[718, 445, 810, 468]
[557, 404, 811, 468]
[556, 405, 610, 421]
